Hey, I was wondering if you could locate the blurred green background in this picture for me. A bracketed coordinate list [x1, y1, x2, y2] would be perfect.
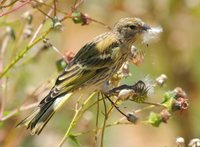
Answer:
[0, 0, 200, 146]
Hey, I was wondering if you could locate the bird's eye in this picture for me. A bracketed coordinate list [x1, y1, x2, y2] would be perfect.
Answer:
[129, 25, 137, 29]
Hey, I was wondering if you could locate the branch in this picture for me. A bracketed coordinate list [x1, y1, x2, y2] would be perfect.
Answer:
[0, 0, 86, 79]
[58, 92, 96, 147]
[0, 0, 18, 8]
[53, 0, 57, 17]
[100, 94, 108, 147]
[0, 27, 52, 79]
[28, 5, 54, 45]
[0, 0, 32, 17]
[0, 102, 38, 121]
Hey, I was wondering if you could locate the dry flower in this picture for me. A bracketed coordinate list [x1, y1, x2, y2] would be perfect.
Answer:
[160, 109, 171, 123]
[155, 74, 167, 87]
[142, 26, 163, 44]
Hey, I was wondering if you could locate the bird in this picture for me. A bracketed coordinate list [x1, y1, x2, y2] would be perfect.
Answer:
[16, 17, 151, 135]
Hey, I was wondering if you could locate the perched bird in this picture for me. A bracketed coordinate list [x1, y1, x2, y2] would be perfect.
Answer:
[17, 17, 151, 135]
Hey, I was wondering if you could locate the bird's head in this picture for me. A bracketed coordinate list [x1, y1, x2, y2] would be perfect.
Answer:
[113, 17, 151, 42]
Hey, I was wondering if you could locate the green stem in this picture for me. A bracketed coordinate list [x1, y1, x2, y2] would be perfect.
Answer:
[73, 121, 142, 137]
[0, 27, 52, 79]
[94, 94, 100, 147]
[100, 94, 107, 147]
[58, 92, 96, 147]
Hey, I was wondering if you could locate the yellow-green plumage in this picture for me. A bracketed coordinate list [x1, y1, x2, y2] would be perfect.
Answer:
[16, 17, 150, 135]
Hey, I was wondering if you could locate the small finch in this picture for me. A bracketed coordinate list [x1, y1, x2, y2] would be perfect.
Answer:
[17, 17, 151, 135]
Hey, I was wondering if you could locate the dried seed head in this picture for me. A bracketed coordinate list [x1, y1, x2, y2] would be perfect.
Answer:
[31, 0, 44, 8]
[129, 80, 151, 103]
[52, 17, 62, 30]
[127, 113, 138, 124]
[121, 62, 131, 77]
[155, 74, 168, 87]
[118, 89, 134, 100]
[176, 137, 185, 147]
[81, 13, 91, 25]
[131, 45, 137, 57]
[109, 73, 123, 87]
[189, 138, 200, 147]
[5, 27, 15, 40]
[174, 87, 187, 99]
[172, 97, 189, 112]
[64, 51, 75, 63]
[160, 109, 171, 123]
[72, 11, 91, 25]
[130, 45, 145, 66]
[171, 87, 188, 112]
[23, 25, 33, 39]
[22, 11, 33, 24]
[142, 26, 163, 44]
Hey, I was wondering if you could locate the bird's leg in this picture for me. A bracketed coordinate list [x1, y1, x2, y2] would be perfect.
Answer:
[103, 93, 128, 118]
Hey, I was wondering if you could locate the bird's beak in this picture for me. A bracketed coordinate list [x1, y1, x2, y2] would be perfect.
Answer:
[142, 24, 151, 31]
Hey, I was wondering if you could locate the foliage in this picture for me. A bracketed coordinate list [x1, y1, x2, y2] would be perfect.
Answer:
[0, 0, 199, 147]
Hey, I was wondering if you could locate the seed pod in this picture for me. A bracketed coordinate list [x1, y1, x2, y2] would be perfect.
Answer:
[155, 74, 167, 87]
[176, 137, 185, 147]
[127, 113, 138, 124]
[189, 138, 200, 147]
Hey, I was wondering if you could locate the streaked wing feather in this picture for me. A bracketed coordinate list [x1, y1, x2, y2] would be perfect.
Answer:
[40, 33, 120, 105]
[40, 66, 96, 105]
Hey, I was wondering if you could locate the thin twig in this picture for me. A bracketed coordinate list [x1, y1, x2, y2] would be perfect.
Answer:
[73, 121, 143, 137]
[0, 0, 80, 79]
[53, 0, 57, 17]
[71, 96, 170, 138]
[142, 101, 166, 108]
[0, 73, 54, 121]
[104, 94, 127, 117]
[94, 93, 100, 147]
[105, 121, 140, 128]
[0, 27, 52, 79]
[134, 105, 156, 113]
[113, 102, 166, 122]
[100, 93, 107, 147]
[0, 0, 18, 8]
[36, 7, 53, 20]
[88, 18, 111, 30]
[29, 5, 54, 45]
[0, 0, 8, 5]
[0, 0, 32, 17]
[0, 79, 7, 119]
[0, 102, 38, 121]
[59, 0, 84, 22]
[73, 0, 84, 10]
[58, 92, 96, 147]
[32, 0, 68, 15]
[43, 38, 66, 59]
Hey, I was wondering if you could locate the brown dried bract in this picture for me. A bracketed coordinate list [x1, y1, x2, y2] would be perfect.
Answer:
[64, 51, 75, 63]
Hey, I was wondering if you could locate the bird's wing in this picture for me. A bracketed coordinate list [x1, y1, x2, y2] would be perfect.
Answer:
[40, 33, 121, 105]
[72, 33, 120, 69]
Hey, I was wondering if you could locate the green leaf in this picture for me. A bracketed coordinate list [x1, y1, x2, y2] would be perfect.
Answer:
[162, 97, 174, 112]
[147, 112, 162, 127]
[69, 134, 81, 146]
[162, 91, 176, 103]
[56, 59, 68, 72]
[162, 91, 176, 112]
[71, 11, 83, 24]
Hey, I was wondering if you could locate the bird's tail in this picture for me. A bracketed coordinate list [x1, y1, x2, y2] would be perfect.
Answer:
[16, 93, 73, 135]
